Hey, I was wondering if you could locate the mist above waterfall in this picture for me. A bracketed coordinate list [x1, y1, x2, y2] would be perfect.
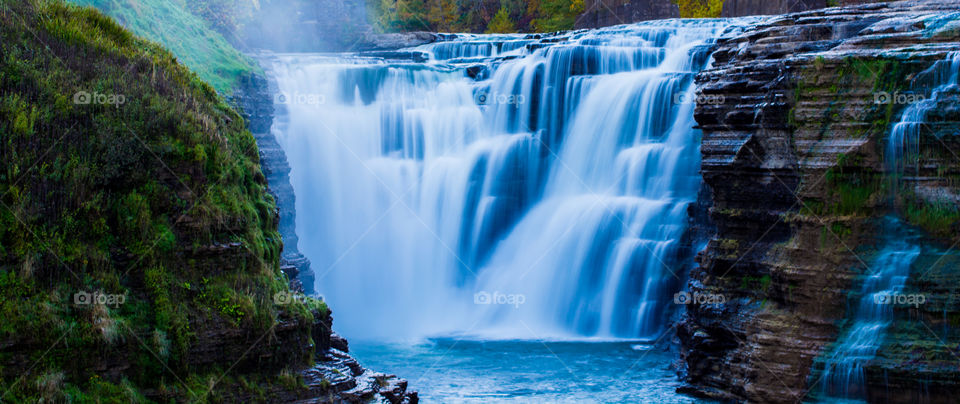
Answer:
[268, 20, 735, 340]
[239, 0, 370, 52]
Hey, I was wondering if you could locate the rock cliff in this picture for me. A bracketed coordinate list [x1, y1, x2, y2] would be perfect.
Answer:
[234, 72, 317, 295]
[681, 1, 960, 402]
[574, 0, 680, 29]
[721, 0, 827, 17]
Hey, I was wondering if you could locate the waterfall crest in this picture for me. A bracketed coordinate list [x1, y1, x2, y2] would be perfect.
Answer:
[268, 20, 733, 339]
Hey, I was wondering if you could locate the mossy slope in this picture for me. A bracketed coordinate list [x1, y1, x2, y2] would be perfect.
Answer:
[66, 0, 258, 94]
[0, 0, 324, 401]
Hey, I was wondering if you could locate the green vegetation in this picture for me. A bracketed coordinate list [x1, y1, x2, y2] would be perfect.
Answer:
[528, 0, 584, 32]
[740, 274, 772, 292]
[823, 153, 885, 217]
[902, 193, 960, 240]
[66, 0, 258, 94]
[368, 0, 725, 33]
[0, 0, 324, 401]
[487, 7, 519, 33]
[674, 0, 724, 18]
[369, 0, 584, 33]
[792, 55, 959, 248]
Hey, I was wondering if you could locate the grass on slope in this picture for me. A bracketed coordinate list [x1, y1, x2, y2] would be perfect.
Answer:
[67, 0, 258, 95]
[0, 0, 323, 401]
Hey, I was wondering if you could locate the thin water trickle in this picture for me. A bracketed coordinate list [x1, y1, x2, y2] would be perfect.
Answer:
[818, 231, 920, 399]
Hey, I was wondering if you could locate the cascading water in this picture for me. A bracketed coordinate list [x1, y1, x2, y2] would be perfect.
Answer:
[887, 52, 960, 177]
[816, 52, 960, 401]
[818, 227, 920, 399]
[268, 20, 732, 341]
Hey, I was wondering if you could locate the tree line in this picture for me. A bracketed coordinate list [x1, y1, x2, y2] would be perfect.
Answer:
[367, 0, 586, 33]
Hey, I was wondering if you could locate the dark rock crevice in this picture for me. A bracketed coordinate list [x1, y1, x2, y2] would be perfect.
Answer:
[233, 72, 316, 295]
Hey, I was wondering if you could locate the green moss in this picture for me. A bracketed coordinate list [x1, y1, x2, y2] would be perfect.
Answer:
[0, 1, 316, 401]
[740, 274, 771, 293]
[903, 197, 960, 239]
[822, 153, 885, 217]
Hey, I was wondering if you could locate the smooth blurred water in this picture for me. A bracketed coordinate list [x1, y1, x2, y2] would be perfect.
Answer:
[817, 236, 920, 400]
[351, 338, 710, 403]
[887, 51, 960, 176]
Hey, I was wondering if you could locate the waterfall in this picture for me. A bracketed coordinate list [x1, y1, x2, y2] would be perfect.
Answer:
[818, 225, 920, 399]
[817, 52, 960, 400]
[267, 20, 733, 340]
[887, 52, 960, 177]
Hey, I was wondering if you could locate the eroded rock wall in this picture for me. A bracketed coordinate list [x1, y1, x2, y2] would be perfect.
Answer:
[681, 1, 960, 402]
[721, 0, 827, 17]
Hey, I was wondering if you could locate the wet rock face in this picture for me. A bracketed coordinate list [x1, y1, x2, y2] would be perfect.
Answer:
[210, 310, 418, 403]
[682, 1, 960, 403]
[234, 73, 317, 294]
[355, 32, 440, 51]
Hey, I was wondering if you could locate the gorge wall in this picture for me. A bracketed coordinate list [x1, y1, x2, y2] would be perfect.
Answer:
[234, 73, 317, 295]
[720, 0, 827, 17]
[681, 0, 960, 403]
[574, 0, 679, 29]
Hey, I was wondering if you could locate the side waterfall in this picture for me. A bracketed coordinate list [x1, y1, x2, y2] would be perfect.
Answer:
[818, 52, 960, 400]
[268, 20, 733, 339]
[818, 232, 920, 399]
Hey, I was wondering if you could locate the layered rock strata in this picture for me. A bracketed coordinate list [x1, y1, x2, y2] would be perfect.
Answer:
[681, 1, 960, 402]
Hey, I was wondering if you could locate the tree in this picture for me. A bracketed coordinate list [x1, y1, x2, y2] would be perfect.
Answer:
[528, 0, 584, 32]
[368, 0, 401, 31]
[428, 0, 460, 31]
[673, 0, 724, 18]
[485, 7, 516, 33]
[397, 0, 431, 30]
